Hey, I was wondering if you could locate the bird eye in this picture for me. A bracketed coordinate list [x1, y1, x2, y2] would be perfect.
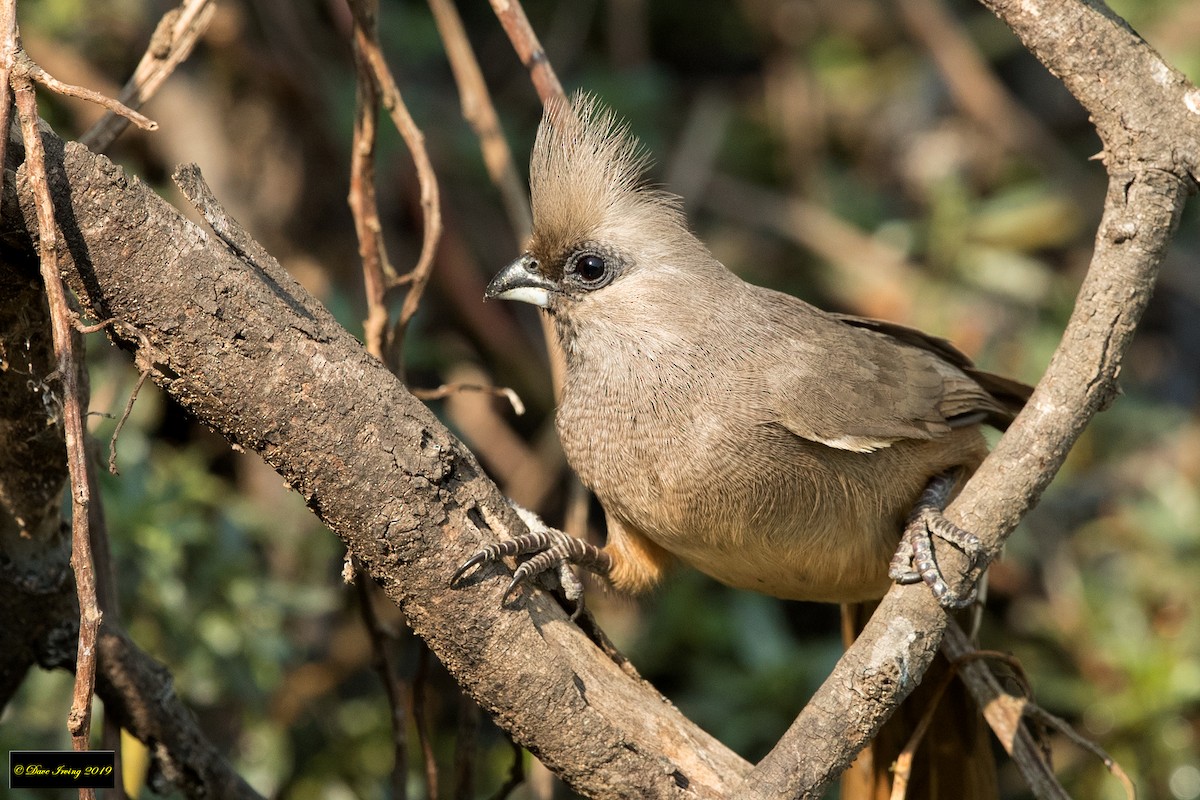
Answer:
[572, 253, 609, 286]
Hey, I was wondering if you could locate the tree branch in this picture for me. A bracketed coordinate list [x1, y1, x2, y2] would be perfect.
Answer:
[4, 135, 750, 798]
[741, 0, 1199, 795]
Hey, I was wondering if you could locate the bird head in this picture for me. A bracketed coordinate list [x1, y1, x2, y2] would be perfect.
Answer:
[486, 93, 716, 316]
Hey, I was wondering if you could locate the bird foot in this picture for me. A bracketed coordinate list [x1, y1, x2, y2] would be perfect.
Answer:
[451, 503, 611, 606]
[889, 472, 985, 610]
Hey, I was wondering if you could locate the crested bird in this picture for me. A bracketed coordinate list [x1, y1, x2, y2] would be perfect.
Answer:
[456, 93, 1032, 798]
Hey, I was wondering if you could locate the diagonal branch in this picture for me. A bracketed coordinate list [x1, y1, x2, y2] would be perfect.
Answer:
[5, 142, 752, 799]
[740, 1, 1199, 797]
[80, 0, 215, 152]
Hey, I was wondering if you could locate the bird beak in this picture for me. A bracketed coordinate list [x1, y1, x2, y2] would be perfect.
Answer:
[485, 254, 555, 308]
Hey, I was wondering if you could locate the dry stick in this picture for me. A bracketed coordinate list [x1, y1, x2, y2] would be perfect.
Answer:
[347, 0, 392, 362]
[341, 5, 436, 793]
[19, 51, 156, 133]
[1023, 704, 1136, 799]
[354, 572, 410, 800]
[484, 0, 588, 553]
[0, 0, 17, 205]
[81, 0, 215, 151]
[428, 0, 533, 240]
[14, 78, 100, 791]
[888, 665, 958, 800]
[487, 0, 563, 104]
[345, 0, 441, 362]
[412, 382, 525, 416]
[109, 368, 150, 475]
[942, 623, 1134, 800]
[412, 642, 440, 800]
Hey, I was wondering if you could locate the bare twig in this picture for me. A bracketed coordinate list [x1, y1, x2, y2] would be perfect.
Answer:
[413, 642, 440, 800]
[80, 0, 215, 151]
[345, 0, 441, 365]
[940, 622, 1072, 799]
[355, 570, 410, 800]
[14, 75, 100, 784]
[17, 51, 156, 132]
[1023, 704, 1136, 799]
[73, 315, 116, 334]
[0, 1, 17, 206]
[482, 0, 571, 404]
[109, 368, 150, 475]
[429, 0, 533, 240]
[412, 381, 525, 416]
[888, 666, 957, 800]
[347, 0, 393, 362]
[487, 0, 564, 104]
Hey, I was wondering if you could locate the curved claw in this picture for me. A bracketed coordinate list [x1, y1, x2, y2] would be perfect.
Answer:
[451, 552, 489, 585]
[450, 528, 612, 605]
[451, 539, 526, 585]
[892, 471, 986, 610]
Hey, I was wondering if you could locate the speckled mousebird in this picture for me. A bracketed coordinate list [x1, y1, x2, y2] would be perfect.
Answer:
[455, 93, 1030, 610]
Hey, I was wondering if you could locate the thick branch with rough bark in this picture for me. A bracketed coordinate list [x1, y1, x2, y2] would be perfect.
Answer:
[4, 134, 750, 799]
[742, 1, 1199, 796]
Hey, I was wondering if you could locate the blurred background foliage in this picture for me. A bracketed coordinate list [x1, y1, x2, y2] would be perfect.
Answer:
[2, 0, 1198, 798]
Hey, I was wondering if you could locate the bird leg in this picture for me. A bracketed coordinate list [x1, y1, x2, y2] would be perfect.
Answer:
[889, 471, 985, 609]
[452, 503, 612, 605]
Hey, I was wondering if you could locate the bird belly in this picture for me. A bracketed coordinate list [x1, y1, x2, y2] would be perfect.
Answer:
[558, 369, 987, 603]
[667, 519, 897, 602]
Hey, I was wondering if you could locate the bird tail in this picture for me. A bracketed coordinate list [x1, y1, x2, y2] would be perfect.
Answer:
[839, 602, 999, 800]
[963, 367, 1033, 430]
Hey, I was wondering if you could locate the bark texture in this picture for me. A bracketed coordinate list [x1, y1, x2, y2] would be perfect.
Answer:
[4, 134, 751, 799]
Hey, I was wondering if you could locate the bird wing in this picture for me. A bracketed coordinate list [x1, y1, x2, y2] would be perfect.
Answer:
[760, 300, 1017, 453]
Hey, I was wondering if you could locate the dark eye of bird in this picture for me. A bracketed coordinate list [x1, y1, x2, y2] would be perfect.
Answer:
[574, 254, 607, 285]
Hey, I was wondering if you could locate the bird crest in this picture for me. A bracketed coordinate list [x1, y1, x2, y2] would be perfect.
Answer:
[529, 92, 685, 257]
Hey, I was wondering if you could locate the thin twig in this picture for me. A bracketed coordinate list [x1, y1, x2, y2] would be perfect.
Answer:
[0, 0, 17, 207]
[428, 0, 533, 240]
[109, 368, 150, 475]
[16, 51, 156, 132]
[80, 0, 214, 151]
[413, 642, 440, 800]
[355, 569, 410, 800]
[888, 665, 958, 800]
[1022, 704, 1136, 800]
[14, 75, 101, 791]
[453, 695, 481, 800]
[73, 315, 116, 335]
[483, 0, 572, 400]
[412, 381, 525, 416]
[345, 0, 441, 366]
[487, 0, 564, 104]
[944, 640, 1134, 799]
[347, 0, 393, 362]
[941, 622, 1073, 799]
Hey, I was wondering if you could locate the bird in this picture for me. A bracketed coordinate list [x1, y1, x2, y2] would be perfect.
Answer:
[454, 93, 1031, 799]
[456, 93, 1029, 610]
